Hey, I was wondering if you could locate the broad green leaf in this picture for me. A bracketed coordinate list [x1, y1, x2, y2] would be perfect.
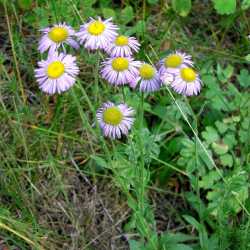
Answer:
[212, 0, 236, 14]
[120, 6, 134, 24]
[217, 64, 234, 83]
[199, 170, 221, 189]
[223, 133, 237, 149]
[241, 0, 250, 9]
[220, 154, 233, 167]
[102, 8, 116, 19]
[207, 171, 249, 215]
[171, 0, 192, 17]
[83, 0, 96, 7]
[201, 126, 219, 145]
[135, 20, 146, 35]
[237, 69, 250, 88]
[215, 121, 228, 134]
[245, 54, 250, 62]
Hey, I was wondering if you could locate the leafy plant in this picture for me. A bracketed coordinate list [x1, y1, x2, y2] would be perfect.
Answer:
[171, 0, 192, 17]
[212, 0, 236, 15]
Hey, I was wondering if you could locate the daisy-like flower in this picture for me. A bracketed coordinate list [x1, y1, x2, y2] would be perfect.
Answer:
[76, 17, 118, 51]
[159, 51, 193, 76]
[38, 23, 79, 54]
[105, 35, 140, 57]
[160, 72, 175, 86]
[101, 57, 140, 86]
[170, 67, 202, 96]
[34, 52, 79, 95]
[132, 63, 162, 92]
[96, 102, 134, 139]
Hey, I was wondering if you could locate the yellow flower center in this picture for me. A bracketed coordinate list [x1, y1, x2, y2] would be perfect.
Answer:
[112, 57, 129, 71]
[180, 68, 196, 82]
[115, 35, 129, 46]
[48, 27, 68, 43]
[164, 54, 182, 68]
[47, 61, 65, 79]
[139, 64, 155, 80]
[87, 21, 105, 36]
[103, 107, 123, 125]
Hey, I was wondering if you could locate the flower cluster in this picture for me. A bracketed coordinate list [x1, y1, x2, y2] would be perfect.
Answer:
[34, 17, 202, 139]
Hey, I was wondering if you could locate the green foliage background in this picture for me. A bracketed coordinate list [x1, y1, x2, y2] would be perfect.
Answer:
[0, 0, 250, 249]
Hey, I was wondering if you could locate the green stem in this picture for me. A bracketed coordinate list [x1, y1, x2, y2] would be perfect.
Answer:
[94, 52, 101, 103]
[122, 87, 126, 102]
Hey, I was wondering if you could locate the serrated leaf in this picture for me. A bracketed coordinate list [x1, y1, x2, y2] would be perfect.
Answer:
[199, 171, 221, 189]
[212, 0, 236, 14]
[223, 133, 237, 149]
[171, 0, 192, 17]
[217, 64, 234, 83]
[220, 154, 233, 167]
[241, 0, 250, 10]
[215, 121, 228, 134]
[237, 69, 250, 88]
[202, 126, 219, 145]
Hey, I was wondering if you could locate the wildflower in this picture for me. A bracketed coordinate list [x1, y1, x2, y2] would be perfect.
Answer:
[160, 72, 175, 85]
[105, 35, 140, 57]
[100, 57, 140, 86]
[132, 63, 162, 92]
[159, 51, 193, 76]
[34, 52, 79, 95]
[77, 17, 118, 51]
[96, 102, 134, 139]
[171, 67, 202, 96]
[38, 23, 79, 54]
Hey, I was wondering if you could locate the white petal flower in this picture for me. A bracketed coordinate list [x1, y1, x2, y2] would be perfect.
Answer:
[105, 35, 140, 57]
[101, 57, 140, 86]
[38, 23, 79, 54]
[159, 51, 193, 76]
[76, 17, 118, 51]
[170, 67, 202, 96]
[96, 102, 134, 139]
[34, 52, 79, 95]
[132, 63, 162, 92]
